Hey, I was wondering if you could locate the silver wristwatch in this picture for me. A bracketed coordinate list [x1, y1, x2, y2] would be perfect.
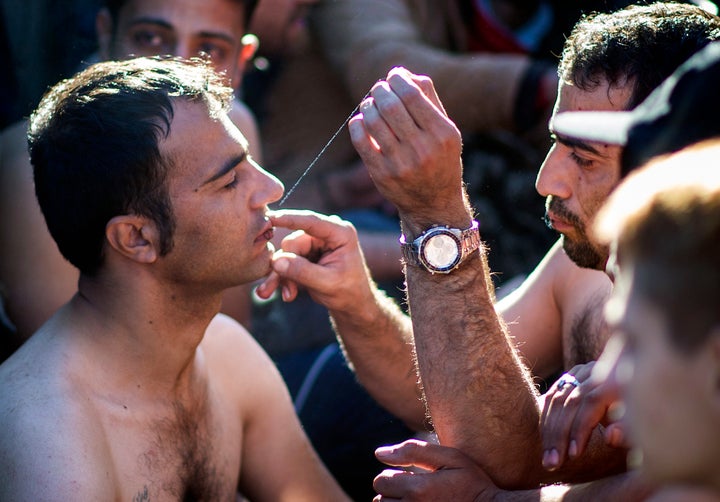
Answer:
[400, 220, 480, 274]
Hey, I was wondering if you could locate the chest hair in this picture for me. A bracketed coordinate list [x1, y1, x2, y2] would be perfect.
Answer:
[134, 397, 231, 501]
[567, 292, 610, 369]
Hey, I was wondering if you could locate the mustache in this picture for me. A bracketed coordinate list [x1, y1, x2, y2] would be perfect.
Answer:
[543, 197, 582, 230]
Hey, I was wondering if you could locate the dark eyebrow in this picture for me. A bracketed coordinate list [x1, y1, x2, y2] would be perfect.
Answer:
[197, 31, 236, 45]
[202, 153, 247, 186]
[553, 132, 603, 157]
[127, 18, 235, 44]
[127, 17, 174, 30]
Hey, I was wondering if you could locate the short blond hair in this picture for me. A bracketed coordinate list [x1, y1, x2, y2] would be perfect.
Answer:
[594, 139, 720, 351]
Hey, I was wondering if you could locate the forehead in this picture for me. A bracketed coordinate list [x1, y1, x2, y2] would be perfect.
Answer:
[161, 101, 248, 186]
[556, 79, 633, 114]
[551, 79, 628, 169]
[117, 0, 247, 37]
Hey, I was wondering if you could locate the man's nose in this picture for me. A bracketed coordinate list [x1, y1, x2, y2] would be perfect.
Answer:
[536, 146, 572, 200]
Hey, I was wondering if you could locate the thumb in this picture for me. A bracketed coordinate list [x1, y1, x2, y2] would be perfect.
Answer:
[375, 440, 450, 471]
[270, 250, 331, 293]
[604, 422, 629, 449]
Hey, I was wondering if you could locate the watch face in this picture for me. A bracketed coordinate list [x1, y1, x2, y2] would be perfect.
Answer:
[420, 231, 461, 271]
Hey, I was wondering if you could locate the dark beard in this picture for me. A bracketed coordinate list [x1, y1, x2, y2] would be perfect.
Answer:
[544, 198, 607, 270]
[561, 236, 606, 270]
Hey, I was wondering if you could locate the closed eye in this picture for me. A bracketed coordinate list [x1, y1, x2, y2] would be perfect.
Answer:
[224, 174, 239, 190]
[570, 151, 594, 168]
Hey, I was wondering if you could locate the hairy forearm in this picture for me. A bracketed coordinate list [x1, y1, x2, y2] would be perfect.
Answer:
[329, 283, 427, 430]
[313, 0, 529, 133]
[404, 248, 544, 488]
[494, 471, 654, 502]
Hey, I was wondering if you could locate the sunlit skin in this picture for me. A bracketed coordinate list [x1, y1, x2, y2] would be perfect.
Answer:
[536, 79, 632, 270]
[603, 258, 720, 490]
[159, 101, 283, 291]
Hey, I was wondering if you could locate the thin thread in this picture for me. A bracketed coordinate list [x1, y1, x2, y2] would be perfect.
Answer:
[278, 93, 368, 207]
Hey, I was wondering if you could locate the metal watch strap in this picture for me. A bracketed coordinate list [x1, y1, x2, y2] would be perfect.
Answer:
[400, 237, 422, 268]
[400, 220, 480, 273]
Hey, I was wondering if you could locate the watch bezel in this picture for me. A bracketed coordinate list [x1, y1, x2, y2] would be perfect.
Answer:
[417, 227, 462, 273]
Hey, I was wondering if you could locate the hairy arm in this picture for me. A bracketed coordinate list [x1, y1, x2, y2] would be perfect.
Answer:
[349, 68, 544, 487]
[329, 272, 425, 429]
[349, 67, 629, 489]
[495, 472, 653, 502]
[403, 230, 544, 487]
[257, 210, 427, 429]
[373, 440, 652, 501]
[313, 0, 538, 133]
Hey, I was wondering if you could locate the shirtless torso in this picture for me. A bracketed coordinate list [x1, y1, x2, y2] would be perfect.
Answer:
[498, 238, 613, 380]
[0, 306, 342, 501]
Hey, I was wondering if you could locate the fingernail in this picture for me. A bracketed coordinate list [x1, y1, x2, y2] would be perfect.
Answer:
[274, 258, 289, 273]
[549, 449, 559, 467]
[282, 286, 290, 302]
[609, 426, 623, 446]
[543, 449, 559, 470]
[568, 440, 578, 458]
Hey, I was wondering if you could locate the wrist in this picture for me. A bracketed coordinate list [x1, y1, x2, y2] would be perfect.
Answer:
[399, 210, 474, 239]
[400, 219, 481, 274]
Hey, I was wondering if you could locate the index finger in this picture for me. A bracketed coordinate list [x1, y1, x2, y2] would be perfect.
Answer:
[386, 67, 450, 122]
[269, 209, 355, 246]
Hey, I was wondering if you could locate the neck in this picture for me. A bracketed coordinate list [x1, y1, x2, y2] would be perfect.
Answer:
[68, 269, 222, 396]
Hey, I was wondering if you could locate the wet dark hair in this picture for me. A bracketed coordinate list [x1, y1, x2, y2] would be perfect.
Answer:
[559, 2, 720, 110]
[28, 56, 233, 275]
[104, 0, 259, 27]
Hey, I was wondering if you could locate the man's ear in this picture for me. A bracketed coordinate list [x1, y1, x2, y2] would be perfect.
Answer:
[96, 8, 114, 60]
[105, 215, 159, 264]
[232, 33, 259, 85]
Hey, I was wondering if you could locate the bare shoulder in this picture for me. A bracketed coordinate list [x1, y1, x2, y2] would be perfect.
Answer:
[496, 240, 612, 376]
[202, 312, 267, 361]
[498, 239, 568, 312]
[496, 240, 567, 376]
[201, 316, 349, 500]
[0, 339, 116, 500]
[201, 314, 286, 401]
[531, 239, 612, 323]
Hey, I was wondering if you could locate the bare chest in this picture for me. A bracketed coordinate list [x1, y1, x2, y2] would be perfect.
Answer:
[104, 399, 242, 502]
[562, 290, 611, 370]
